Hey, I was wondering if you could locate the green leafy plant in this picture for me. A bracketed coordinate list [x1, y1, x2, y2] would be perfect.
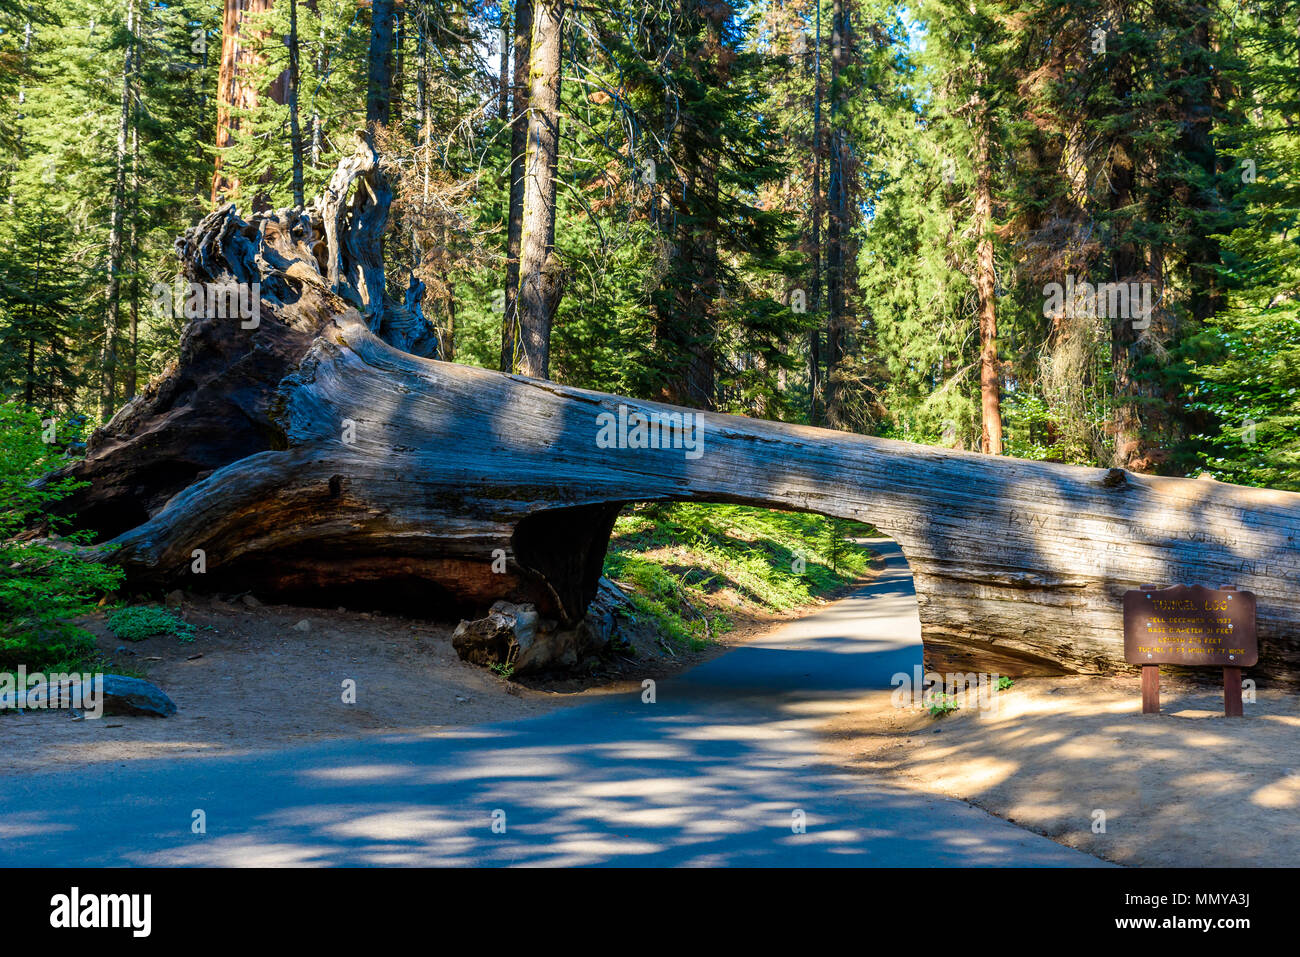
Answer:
[488, 661, 516, 679]
[928, 693, 961, 717]
[107, 605, 196, 643]
[0, 404, 123, 671]
[997, 676, 1014, 692]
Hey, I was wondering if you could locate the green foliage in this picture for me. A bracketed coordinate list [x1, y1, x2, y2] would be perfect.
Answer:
[604, 502, 875, 649]
[0, 0, 219, 414]
[107, 605, 196, 643]
[0, 0, 1296, 587]
[1182, 1, 1300, 489]
[0, 403, 123, 670]
[996, 675, 1013, 692]
[928, 693, 960, 717]
[218, 0, 376, 209]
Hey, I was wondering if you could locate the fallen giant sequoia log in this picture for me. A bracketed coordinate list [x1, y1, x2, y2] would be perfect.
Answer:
[59, 145, 1300, 684]
[84, 312, 1300, 683]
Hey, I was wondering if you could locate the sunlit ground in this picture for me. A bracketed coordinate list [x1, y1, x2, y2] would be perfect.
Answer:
[823, 673, 1300, 867]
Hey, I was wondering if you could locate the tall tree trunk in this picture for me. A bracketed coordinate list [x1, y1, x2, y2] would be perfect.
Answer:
[515, 0, 563, 380]
[212, 0, 281, 206]
[655, 0, 725, 410]
[127, 70, 141, 402]
[1107, 25, 1144, 468]
[809, 0, 823, 424]
[367, 0, 396, 135]
[310, 13, 325, 167]
[823, 0, 849, 428]
[498, 2, 512, 120]
[101, 0, 136, 424]
[500, 0, 534, 372]
[973, 76, 1002, 454]
[1178, 7, 1223, 325]
[287, 0, 304, 208]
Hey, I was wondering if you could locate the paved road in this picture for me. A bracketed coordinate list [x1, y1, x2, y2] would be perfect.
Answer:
[1, 541, 1105, 867]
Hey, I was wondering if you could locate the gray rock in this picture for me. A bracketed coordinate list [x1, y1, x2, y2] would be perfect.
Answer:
[77, 675, 178, 718]
[293, 619, 311, 632]
[164, 589, 185, 609]
[241, 594, 260, 608]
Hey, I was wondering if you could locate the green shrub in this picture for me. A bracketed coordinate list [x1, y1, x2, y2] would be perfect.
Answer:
[0, 403, 123, 670]
[0, 621, 97, 672]
[107, 605, 196, 642]
[929, 694, 961, 717]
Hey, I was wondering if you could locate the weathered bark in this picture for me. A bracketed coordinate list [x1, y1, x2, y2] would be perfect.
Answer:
[1106, 14, 1146, 470]
[89, 303, 1300, 685]
[516, 0, 564, 380]
[61, 135, 1300, 690]
[50, 138, 435, 541]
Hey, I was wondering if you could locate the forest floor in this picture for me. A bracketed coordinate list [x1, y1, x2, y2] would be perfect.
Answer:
[5, 504, 878, 774]
[2, 530, 881, 777]
[820, 673, 1300, 867]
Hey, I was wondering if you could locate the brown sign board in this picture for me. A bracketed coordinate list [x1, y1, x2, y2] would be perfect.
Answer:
[1123, 585, 1258, 667]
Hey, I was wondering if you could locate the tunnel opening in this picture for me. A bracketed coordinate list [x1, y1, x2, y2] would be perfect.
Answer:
[586, 500, 897, 659]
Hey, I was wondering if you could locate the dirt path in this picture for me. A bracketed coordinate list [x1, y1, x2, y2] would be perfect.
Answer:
[0, 542, 1099, 868]
[822, 675, 1300, 867]
[2, 574, 872, 776]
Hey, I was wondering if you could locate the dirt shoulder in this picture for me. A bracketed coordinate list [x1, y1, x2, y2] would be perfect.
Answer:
[821, 673, 1300, 867]
[2, 566, 878, 776]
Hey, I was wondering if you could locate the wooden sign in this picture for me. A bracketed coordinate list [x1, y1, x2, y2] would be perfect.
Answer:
[1123, 584, 1257, 717]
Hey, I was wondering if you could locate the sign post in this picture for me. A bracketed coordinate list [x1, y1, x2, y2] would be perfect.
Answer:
[1123, 584, 1257, 717]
